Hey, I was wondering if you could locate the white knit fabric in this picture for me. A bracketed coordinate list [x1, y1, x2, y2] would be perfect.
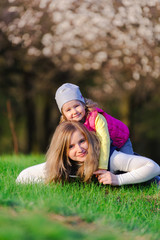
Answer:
[16, 152, 160, 185]
[16, 163, 46, 184]
[110, 150, 160, 185]
[55, 83, 85, 112]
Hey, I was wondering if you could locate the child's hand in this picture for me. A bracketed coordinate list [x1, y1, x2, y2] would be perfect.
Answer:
[93, 170, 119, 186]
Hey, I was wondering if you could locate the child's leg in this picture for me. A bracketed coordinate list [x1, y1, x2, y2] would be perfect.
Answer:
[119, 138, 134, 155]
[110, 150, 160, 185]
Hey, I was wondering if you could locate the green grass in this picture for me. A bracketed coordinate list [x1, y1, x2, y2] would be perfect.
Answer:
[0, 155, 160, 240]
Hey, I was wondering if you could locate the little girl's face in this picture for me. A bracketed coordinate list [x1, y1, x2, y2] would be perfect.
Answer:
[68, 129, 88, 162]
[62, 100, 86, 122]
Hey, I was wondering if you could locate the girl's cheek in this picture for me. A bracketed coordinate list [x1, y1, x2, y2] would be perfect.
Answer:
[64, 113, 69, 119]
[62, 110, 68, 120]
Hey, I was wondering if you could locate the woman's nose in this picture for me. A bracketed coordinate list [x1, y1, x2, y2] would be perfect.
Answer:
[76, 144, 83, 152]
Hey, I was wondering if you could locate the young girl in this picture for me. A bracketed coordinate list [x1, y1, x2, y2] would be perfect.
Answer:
[16, 121, 160, 185]
[55, 83, 134, 170]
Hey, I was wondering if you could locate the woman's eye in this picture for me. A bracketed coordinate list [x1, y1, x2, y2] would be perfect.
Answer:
[69, 145, 74, 149]
[80, 139, 85, 143]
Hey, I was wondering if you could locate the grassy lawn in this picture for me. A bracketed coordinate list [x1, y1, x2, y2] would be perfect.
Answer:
[0, 155, 160, 240]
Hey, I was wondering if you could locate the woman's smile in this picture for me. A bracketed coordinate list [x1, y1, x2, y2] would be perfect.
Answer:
[77, 150, 87, 158]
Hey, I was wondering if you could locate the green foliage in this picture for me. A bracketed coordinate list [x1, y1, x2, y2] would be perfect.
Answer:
[0, 155, 160, 240]
[0, 0, 160, 162]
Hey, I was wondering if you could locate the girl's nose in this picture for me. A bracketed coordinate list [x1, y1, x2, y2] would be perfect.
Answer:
[72, 108, 77, 114]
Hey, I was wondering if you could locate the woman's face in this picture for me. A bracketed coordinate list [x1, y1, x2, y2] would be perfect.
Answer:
[68, 129, 89, 162]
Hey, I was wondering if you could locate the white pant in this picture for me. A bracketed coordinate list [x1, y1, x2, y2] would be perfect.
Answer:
[110, 150, 160, 185]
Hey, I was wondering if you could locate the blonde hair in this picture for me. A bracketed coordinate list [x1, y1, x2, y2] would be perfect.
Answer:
[60, 98, 98, 123]
[45, 121, 100, 183]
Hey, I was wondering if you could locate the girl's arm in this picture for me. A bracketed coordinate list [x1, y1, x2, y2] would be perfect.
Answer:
[95, 114, 110, 170]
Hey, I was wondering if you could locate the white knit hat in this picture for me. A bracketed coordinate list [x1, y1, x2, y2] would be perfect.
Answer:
[55, 83, 85, 112]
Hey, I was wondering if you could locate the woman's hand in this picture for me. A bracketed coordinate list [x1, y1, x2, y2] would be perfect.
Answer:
[93, 170, 119, 186]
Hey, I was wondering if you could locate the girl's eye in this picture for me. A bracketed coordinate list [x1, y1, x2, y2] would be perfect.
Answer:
[66, 109, 71, 112]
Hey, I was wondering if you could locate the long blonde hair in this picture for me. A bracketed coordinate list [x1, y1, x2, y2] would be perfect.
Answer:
[45, 121, 100, 183]
[60, 98, 98, 123]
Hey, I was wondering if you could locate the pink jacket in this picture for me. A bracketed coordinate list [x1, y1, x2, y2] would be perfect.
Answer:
[84, 108, 129, 148]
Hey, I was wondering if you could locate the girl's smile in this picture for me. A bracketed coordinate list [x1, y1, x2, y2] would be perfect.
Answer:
[68, 129, 88, 162]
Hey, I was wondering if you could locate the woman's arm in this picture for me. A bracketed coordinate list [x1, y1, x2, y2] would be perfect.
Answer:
[16, 163, 46, 184]
[94, 151, 160, 186]
[93, 170, 119, 185]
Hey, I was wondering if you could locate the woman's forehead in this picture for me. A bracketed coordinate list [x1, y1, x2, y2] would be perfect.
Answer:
[69, 129, 85, 140]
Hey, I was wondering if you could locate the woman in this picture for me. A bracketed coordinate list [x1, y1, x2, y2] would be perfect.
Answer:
[45, 121, 160, 185]
[16, 121, 160, 186]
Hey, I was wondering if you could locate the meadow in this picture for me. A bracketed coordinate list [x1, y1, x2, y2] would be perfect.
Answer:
[0, 155, 160, 240]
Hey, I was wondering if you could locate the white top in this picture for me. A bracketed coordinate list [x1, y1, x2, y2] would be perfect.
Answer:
[16, 152, 160, 185]
[16, 163, 46, 184]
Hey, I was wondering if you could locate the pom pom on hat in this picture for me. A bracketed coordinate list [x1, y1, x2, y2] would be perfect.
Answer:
[55, 83, 85, 112]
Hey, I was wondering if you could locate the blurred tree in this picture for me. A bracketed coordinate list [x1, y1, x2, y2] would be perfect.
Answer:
[0, 0, 160, 163]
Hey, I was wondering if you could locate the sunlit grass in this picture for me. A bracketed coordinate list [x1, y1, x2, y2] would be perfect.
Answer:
[0, 155, 159, 240]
